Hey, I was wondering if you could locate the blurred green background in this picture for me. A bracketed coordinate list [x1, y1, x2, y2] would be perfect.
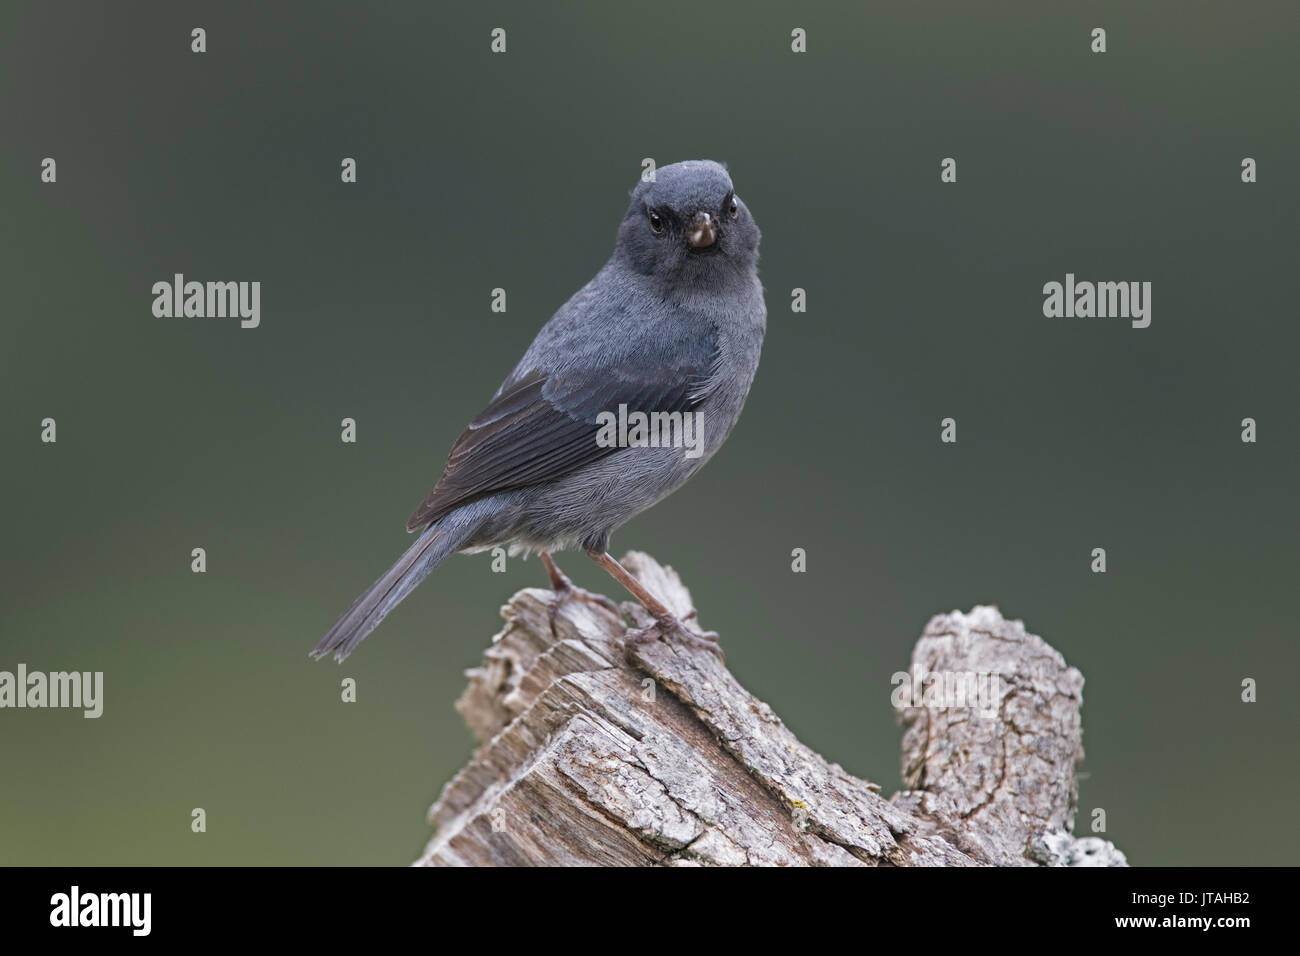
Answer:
[2, 1, 1296, 865]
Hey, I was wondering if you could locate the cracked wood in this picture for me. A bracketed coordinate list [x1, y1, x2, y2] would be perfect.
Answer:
[415, 552, 1127, 867]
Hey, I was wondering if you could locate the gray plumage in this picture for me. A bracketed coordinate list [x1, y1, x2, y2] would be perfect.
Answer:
[313, 160, 765, 662]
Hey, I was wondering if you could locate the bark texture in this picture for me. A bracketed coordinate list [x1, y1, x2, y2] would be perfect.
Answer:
[415, 552, 1127, 867]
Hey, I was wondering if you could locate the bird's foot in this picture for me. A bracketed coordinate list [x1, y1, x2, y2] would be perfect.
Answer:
[541, 552, 619, 635]
[625, 609, 724, 660]
[550, 581, 620, 615]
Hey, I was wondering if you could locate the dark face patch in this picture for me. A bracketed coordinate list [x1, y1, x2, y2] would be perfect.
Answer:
[616, 160, 761, 281]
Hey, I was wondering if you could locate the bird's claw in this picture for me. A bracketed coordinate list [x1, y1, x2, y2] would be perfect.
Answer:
[543, 560, 620, 637]
[550, 583, 619, 615]
[625, 612, 724, 660]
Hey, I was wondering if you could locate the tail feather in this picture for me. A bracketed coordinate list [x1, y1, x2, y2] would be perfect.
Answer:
[311, 516, 479, 662]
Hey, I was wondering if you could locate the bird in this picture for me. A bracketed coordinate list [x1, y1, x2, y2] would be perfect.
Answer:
[311, 160, 766, 663]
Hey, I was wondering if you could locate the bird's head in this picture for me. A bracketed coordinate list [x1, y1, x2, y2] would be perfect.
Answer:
[615, 160, 760, 284]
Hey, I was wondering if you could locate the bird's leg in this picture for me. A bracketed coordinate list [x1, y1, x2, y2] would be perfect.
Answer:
[585, 550, 723, 658]
[540, 552, 619, 633]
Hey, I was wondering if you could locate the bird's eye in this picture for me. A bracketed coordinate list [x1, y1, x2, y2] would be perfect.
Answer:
[648, 210, 665, 234]
[727, 196, 739, 219]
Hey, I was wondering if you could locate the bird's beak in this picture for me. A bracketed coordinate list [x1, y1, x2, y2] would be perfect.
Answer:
[687, 211, 717, 248]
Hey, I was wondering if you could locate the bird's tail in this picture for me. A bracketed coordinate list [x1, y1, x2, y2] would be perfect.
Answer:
[310, 515, 481, 663]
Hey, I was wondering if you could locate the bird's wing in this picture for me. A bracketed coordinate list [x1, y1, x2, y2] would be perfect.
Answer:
[405, 324, 720, 531]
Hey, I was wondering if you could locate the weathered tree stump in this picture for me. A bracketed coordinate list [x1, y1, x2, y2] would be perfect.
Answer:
[415, 552, 1126, 866]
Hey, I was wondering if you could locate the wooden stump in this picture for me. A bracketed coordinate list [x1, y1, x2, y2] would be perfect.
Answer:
[415, 552, 1127, 867]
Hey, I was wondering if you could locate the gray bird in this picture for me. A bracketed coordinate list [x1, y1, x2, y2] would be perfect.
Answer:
[312, 160, 765, 662]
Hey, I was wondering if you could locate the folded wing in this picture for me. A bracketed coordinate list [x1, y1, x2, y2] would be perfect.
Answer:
[406, 330, 719, 531]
